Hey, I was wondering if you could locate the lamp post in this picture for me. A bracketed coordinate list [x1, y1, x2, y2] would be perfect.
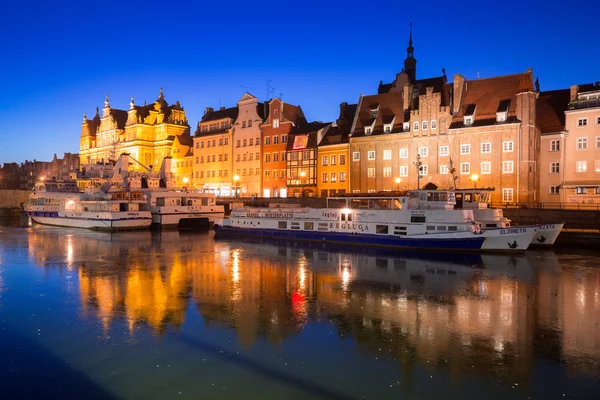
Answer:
[394, 177, 401, 192]
[413, 154, 422, 190]
[233, 175, 240, 197]
[470, 174, 479, 188]
[182, 176, 189, 190]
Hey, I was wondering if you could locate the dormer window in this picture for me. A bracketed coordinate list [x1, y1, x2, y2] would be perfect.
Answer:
[413, 121, 419, 131]
[422, 120, 428, 130]
[369, 104, 379, 118]
[496, 100, 510, 123]
[403, 122, 410, 132]
[365, 127, 372, 134]
[464, 104, 476, 126]
[382, 115, 395, 134]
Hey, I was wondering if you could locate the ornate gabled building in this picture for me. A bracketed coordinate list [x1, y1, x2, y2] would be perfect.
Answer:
[261, 98, 307, 197]
[350, 27, 540, 203]
[79, 89, 190, 171]
[232, 93, 266, 197]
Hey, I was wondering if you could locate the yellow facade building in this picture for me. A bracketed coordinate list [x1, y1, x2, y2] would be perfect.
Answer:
[192, 106, 238, 196]
[79, 89, 190, 172]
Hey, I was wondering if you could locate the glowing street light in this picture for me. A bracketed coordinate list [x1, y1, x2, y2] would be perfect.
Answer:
[394, 177, 401, 191]
[233, 175, 240, 197]
[470, 174, 479, 188]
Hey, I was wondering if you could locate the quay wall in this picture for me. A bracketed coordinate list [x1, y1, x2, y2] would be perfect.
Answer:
[0, 190, 30, 211]
[502, 208, 600, 230]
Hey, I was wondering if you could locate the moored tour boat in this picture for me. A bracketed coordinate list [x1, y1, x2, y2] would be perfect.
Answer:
[24, 179, 152, 231]
[214, 193, 537, 252]
[454, 188, 563, 246]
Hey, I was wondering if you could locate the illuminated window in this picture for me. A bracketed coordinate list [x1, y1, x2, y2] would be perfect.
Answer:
[383, 149, 392, 160]
[368, 151, 375, 160]
[481, 143, 491, 153]
[481, 162, 491, 174]
[460, 162, 470, 174]
[502, 188, 513, 202]
[503, 141, 513, 152]
[367, 168, 376, 178]
[502, 161, 513, 173]
[460, 144, 470, 154]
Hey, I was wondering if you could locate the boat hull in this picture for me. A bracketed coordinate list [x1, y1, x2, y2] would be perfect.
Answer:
[28, 212, 151, 231]
[479, 226, 538, 251]
[213, 225, 489, 252]
[531, 223, 564, 246]
[152, 211, 223, 229]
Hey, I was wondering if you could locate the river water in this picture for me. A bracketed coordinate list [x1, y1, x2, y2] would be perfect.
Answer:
[0, 225, 599, 399]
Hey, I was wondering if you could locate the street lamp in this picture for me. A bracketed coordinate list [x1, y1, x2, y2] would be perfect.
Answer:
[299, 171, 306, 196]
[182, 176, 189, 191]
[233, 175, 240, 197]
[470, 174, 479, 188]
[394, 177, 401, 191]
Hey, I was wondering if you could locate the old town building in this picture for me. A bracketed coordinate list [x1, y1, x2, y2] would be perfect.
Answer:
[171, 134, 194, 188]
[192, 106, 238, 196]
[537, 88, 570, 204]
[286, 122, 329, 197]
[261, 98, 307, 197]
[317, 102, 356, 197]
[232, 93, 266, 197]
[349, 29, 539, 203]
[79, 90, 190, 171]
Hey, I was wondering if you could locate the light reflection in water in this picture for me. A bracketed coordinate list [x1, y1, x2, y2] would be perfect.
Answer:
[14, 228, 600, 385]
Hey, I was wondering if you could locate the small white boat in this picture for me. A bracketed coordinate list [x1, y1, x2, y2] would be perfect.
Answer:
[24, 179, 152, 231]
[146, 190, 224, 229]
[454, 189, 563, 246]
[214, 193, 537, 252]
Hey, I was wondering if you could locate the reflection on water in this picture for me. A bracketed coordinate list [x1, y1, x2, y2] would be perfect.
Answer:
[1, 226, 600, 398]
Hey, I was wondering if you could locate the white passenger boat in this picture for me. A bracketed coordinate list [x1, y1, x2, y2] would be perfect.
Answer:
[214, 193, 537, 252]
[79, 154, 224, 229]
[145, 190, 224, 229]
[24, 179, 152, 231]
[454, 188, 563, 246]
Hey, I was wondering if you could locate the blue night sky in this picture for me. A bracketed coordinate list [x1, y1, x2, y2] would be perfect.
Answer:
[0, 0, 598, 164]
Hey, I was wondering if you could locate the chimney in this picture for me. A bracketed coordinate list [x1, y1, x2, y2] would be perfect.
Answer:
[453, 74, 466, 114]
[220, 106, 225, 110]
[570, 85, 579, 101]
[205, 107, 214, 115]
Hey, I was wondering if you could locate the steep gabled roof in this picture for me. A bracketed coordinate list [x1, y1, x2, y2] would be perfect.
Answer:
[450, 72, 534, 128]
[352, 91, 405, 138]
[282, 103, 307, 125]
[537, 89, 570, 134]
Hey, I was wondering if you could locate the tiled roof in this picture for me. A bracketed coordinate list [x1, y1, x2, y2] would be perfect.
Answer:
[450, 72, 534, 128]
[111, 109, 128, 129]
[200, 107, 239, 123]
[282, 103, 307, 125]
[287, 122, 330, 151]
[537, 89, 570, 134]
[352, 91, 405, 138]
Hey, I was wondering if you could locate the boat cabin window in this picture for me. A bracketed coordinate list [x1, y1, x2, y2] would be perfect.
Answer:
[486, 223, 498, 228]
[187, 200, 192, 206]
[427, 192, 449, 202]
[341, 213, 353, 222]
[318, 223, 328, 231]
[376, 225, 389, 234]
[278, 221, 287, 229]
[304, 222, 314, 230]
[447, 226, 457, 231]
[437, 226, 447, 230]
[202, 198, 208, 206]
[291, 222, 300, 230]
[176, 199, 181, 206]
[156, 198, 165, 206]
[426, 226, 435, 231]
[410, 215, 426, 223]
[393, 226, 407, 236]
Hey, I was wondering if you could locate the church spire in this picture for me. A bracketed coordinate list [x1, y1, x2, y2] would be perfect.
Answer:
[403, 20, 417, 83]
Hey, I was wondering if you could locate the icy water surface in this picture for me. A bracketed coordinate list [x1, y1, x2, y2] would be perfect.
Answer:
[0, 225, 599, 399]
